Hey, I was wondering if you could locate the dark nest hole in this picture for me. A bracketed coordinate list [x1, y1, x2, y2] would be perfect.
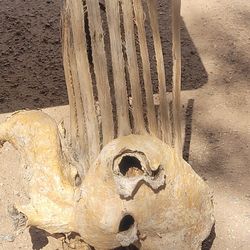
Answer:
[119, 214, 135, 232]
[116, 214, 139, 250]
[119, 156, 144, 177]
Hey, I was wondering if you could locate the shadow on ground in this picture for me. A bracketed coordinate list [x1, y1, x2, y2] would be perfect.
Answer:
[202, 224, 216, 250]
[29, 227, 49, 250]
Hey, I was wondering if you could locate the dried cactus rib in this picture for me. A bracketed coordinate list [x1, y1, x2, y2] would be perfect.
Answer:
[67, 22, 89, 174]
[120, 0, 145, 135]
[172, 0, 182, 155]
[62, 2, 89, 173]
[86, 0, 114, 145]
[68, 0, 101, 164]
[105, 0, 131, 136]
[147, 0, 172, 145]
[132, 0, 158, 137]
[62, 21, 78, 153]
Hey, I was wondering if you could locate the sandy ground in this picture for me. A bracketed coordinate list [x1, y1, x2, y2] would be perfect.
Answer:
[0, 0, 250, 249]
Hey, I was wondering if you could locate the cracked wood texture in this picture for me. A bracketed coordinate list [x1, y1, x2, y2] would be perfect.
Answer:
[62, 0, 182, 170]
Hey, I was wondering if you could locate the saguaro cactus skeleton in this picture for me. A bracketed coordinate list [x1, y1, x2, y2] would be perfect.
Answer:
[0, 0, 214, 249]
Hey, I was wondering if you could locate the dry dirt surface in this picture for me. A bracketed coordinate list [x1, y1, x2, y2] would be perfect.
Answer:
[0, 0, 249, 249]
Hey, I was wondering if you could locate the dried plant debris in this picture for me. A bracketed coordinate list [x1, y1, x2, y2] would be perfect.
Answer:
[0, 0, 214, 249]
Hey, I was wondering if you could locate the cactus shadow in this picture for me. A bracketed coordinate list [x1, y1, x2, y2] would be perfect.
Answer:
[183, 98, 195, 162]
[29, 226, 49, 250]
[202, 224, 216, 250]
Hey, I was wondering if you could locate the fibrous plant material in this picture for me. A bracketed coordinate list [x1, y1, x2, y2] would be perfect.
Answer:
[0, 0, 214, 249]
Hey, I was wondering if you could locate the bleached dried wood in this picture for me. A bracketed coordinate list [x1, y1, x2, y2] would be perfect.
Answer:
[0, 111, 214, 249]
[0, 111, 77, 234]
[147, 0, 172, 144]
[120, 0, 145, 135]
[132, 0, 158, 136]
[61, 10, 78, 152]
[62, 1, 89, 176]
[105, 0, 131, 136]
[68, 38, 89, 173]
[68, 0, 100, 163]
[172, 0, 182, 156]
[86, 0, 114, 145]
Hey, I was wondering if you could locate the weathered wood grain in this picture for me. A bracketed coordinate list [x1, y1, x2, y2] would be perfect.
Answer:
[61, 7, 78, 152]
[105, 0, 131, 136]
[120, 0, 145, 134]
[147, 0, 171, 144]
[86, 0, 114, 146]
[132, 0, 158, 136]
[68, 0, 100, 164]
[172, 0, 182, 156]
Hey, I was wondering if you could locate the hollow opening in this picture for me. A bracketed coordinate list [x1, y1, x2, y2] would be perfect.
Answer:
[119, 156, 144, 177]
[151, 166, 161, 178]
[119, 215, 135, 232]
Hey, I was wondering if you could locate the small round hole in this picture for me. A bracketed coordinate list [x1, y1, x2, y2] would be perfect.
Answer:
[119, 215, 135, 232]
[151, 166, 161, 177]
[75, 173, 82, 186]
[119, 156, 144, 177]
